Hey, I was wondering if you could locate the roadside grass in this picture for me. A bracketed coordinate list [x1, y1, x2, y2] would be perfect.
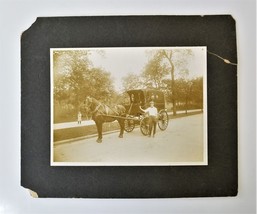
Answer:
[54, 111, 202, 142]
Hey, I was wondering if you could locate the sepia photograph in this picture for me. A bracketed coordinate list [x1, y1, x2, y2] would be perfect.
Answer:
[51, 47, 207, 166]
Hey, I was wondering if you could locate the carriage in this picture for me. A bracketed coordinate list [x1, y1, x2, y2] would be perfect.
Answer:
[124, 89, 169, 135]
[84, 89, 169, 143]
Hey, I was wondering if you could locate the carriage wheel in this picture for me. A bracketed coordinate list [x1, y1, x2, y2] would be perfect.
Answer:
[140, 117, 150, 136]
[124, 118, 135, 132]
[158, 110, 169, 131]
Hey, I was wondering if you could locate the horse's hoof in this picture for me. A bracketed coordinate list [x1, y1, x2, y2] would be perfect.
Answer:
[96, 139, 102, 143]
[119, 135, 123, 138]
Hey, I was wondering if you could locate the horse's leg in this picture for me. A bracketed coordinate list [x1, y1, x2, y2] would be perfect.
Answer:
[117, 119, 125, 138]
[95, 121, 103, 143]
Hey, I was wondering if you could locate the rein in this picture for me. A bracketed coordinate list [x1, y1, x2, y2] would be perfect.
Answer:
[95, 105, 121, 116]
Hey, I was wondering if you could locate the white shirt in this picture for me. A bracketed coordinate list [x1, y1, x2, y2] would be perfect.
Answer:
[145, 107, 158, 116]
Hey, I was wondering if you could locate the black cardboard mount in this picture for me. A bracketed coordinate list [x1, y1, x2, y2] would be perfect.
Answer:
[21, 15, 237, 198]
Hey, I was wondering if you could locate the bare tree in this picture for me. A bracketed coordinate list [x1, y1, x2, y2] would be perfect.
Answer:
[160, 49, 193, 115]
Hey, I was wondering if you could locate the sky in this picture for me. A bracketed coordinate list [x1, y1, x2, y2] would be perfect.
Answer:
[86, 47, 206, 92]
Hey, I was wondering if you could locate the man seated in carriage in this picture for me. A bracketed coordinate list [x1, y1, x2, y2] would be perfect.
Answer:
[127, 93, 142, 117]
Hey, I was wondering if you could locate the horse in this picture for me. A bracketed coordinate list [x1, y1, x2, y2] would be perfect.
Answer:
[84, 96, 126, 143]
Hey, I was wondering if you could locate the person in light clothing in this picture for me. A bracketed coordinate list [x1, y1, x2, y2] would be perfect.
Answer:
[77, 111, 82, 124]
[140, 101, 158, 137]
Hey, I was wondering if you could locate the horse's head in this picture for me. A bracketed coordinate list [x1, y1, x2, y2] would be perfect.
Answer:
[84, 96, 93, 108]
[84, 96, 101, 110]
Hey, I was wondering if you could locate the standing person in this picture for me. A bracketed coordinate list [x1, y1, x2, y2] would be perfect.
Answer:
[140, 101, 158, 137]
[77, 111, 82, 124]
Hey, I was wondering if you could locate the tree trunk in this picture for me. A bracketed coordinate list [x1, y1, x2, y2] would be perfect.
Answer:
[162, 50, 177, 116]
[171, 68, 176, 116]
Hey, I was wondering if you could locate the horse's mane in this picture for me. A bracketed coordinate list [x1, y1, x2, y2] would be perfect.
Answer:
[91, 97, 101, 105]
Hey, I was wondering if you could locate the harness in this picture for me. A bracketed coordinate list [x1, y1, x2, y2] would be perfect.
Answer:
[91, 103, 102, 115]
[87, 98, 125, 119]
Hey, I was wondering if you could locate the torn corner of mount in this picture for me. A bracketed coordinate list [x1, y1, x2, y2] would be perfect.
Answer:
[28, 189, 39, 198]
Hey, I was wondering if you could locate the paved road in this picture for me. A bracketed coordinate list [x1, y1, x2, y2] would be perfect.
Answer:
[53, 109, 202, 130]
[53, 113, 206, 165]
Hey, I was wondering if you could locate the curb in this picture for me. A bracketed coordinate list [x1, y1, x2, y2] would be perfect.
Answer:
[54, 109, 202, 130]
[54, 129, 122, 146]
